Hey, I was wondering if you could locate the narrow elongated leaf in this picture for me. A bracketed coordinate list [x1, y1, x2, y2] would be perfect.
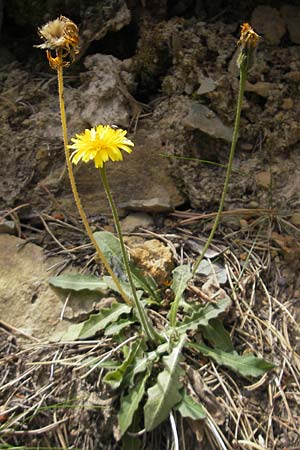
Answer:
[94, 231, 125, 278]
[49, 274, 108, 293]
[176, 296, 231, 334]
[104, 318, 136, 336]
[104, 339, 142, 390]
[144, 336, 185, 431]
[131, 342, 169, 379]
[175, 391, 206, 420]
[189, 342, 275, 378]
[118, 371, 150, 435]
[103, 276, 143, 303]
[202, 318, 234, 352]
[130, 266, 161, 304]
[59, 302, 131, 341]
[169, 265, 192, 326]
[79, 303, 131, 339]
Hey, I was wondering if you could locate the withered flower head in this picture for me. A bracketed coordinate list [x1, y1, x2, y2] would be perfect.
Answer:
[238, 23, 260, 50]
[237, 23, 260, 71]
[36, 16, 79, 69]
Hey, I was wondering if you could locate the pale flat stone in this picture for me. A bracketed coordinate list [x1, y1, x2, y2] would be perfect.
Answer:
[183, 101, 233, 143]
[255, 171, 271, 189]
[120, 213, 154, 233]
[245, 81, 274, 98]
[0, 234, 69, 340]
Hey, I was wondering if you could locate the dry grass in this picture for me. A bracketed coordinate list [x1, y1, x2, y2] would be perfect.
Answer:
[0, 210, 300, 450]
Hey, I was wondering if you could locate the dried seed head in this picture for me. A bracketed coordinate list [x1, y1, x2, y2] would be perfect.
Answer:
[237, 23, 260, 71]
[238, 23, 260, 51]
[36, 16, 79, 67]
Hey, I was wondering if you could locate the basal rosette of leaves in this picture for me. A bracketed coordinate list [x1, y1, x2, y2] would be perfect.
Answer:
[49, 230, 274, 444]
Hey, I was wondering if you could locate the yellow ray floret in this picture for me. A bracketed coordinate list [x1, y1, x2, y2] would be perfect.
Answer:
[69, 125, 134, 168]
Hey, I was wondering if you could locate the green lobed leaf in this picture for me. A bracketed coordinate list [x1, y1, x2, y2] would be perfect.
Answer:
[58, 302, 131, 341]
[144, 336, 185, 431]
[175, 390, 206, 420]
[175, 296, 231, 334]
[104, 339, 142, 390]
[169, 265, 193, 326]
[49, 274, 108, 293]
[202, 318, 234, 352]
[189, 342, 275, 378]
[118, 371, 150, 435]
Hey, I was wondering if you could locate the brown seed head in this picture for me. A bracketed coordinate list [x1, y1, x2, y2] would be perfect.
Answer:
[36, 16, 79, 65]
[238, 23, 260, 50]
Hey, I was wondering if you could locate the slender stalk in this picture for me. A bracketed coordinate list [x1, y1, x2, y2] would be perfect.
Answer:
[192, 65, 247, 275]
[56, 52, 132, 306]
[99, 166, 162, 343]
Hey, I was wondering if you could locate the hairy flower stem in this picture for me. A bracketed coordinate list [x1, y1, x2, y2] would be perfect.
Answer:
[192, 65, 247, 275]
[99, 166, 162, 344]
[56, 52, 132, 306]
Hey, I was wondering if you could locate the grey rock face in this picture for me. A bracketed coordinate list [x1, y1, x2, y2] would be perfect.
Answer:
[183, 102, 233, 143]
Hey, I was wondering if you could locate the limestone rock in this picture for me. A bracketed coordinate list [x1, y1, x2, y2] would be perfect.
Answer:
[281, 5, 300, 44]
[183, 101, 233, 143]
[66, 54, 135, 129]
[197, 75, 216, 96]
[120, 213, 154, 233]
[125, 236, 174, 286]
[59, 122, 185, 216]
[245, 81, 274, 98]
[120, 198, 174, 213]
[0, 234, 69, 339]
[79, 1, 131, 56]
[255, 171, 271, 189]
[251, 6, 286, 45]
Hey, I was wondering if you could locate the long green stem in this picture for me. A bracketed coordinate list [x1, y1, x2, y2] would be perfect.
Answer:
[192, 66, 247, 275]
[56, 56, 132, 306]
[99, 166, 161, 343]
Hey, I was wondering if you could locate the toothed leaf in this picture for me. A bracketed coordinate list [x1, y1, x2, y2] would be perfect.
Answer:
[119, 371, 150, 435]
[104, 339, 142, 390]
[144, 336, 185, 431]
[58, 302, 131, 341]
[176, 296, 231, 334]
[175, 391, 206, 420]
[49, 274, 108, 293]
[189, 342, 275, 378]
[202, 318, 234, 352]
[169, 265, 193, 326]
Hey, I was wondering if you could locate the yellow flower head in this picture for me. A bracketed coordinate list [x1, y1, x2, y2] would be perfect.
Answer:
[36, 16, 79, 68]
[69, 125, 134, 168]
